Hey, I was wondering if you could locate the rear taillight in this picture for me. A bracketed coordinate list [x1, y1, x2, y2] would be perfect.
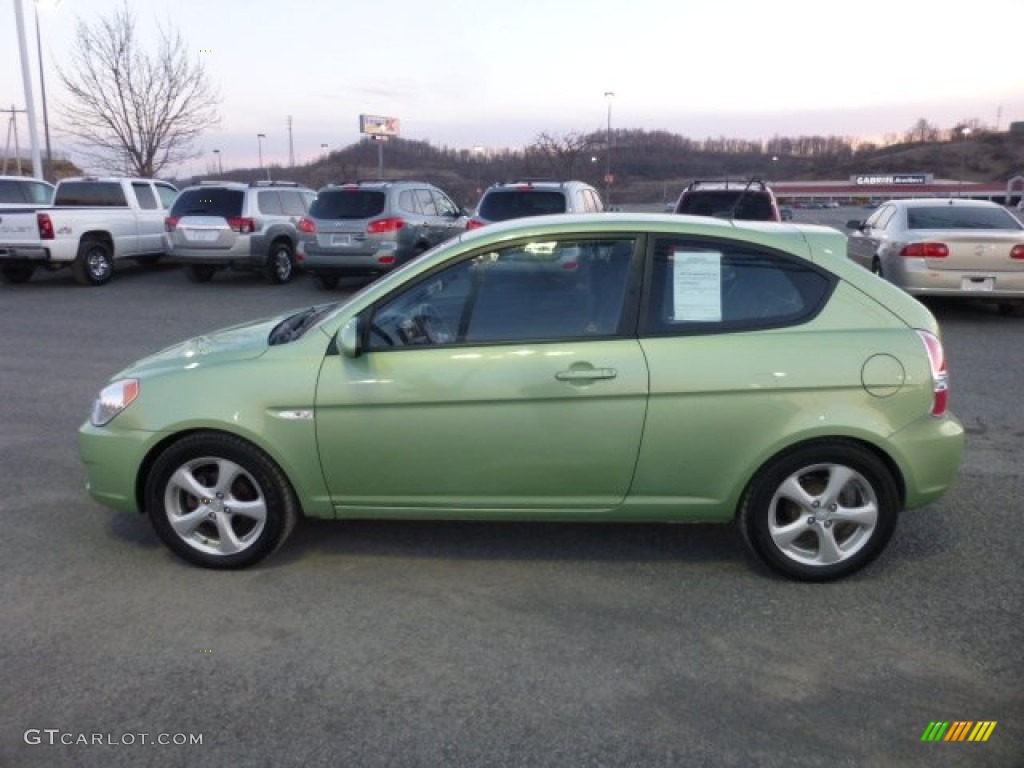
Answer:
[466, 219, 486, 231]
[37, 212, 54, 240]
[164, 216, 179, 232]
[377, 255, 396, 265]
[900, 242, 949, 258]
[297, 217, 316, 234]
[1010, 244, 1024, 260]
[227, 217, 256, 234]
[367, 217, 404, 234]
[916, 330, 949, 417]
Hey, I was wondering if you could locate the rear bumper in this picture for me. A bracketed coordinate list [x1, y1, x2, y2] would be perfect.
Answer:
[0, 245, 51, 261]
[298, 241, 401, 275]
[886, 258, 1024, 298]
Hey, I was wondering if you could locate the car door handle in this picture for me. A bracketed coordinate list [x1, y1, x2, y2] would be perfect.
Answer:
[555, 367, 617, 382]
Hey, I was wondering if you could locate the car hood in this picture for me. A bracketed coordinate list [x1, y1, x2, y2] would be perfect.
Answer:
[113, 314, 282, 378]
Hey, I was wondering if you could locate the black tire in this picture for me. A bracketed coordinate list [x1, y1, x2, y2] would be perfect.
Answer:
[313, 272, 340, 290]
[185, 264, 216, 283]
[739, 440, 899, 581]
[871, 256, 883, 277]
[144, 432, 299, 569]
[265, 241, 295, 284]
[72, 239, 114, 286]
[0, 264, 35, 284]
[996, 302, 1021, 317]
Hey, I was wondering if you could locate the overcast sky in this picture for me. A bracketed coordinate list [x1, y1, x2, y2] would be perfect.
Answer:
[3, 0, 1022, 176]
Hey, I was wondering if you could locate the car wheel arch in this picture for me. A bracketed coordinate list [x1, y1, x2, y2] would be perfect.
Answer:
[135, 428, 310, 518]
[733, 435, 906, 522]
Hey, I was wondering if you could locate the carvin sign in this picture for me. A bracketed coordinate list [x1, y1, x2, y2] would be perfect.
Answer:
[852, 174, 931, 185]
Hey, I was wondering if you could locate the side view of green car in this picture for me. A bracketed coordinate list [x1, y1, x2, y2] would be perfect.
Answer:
[78, 213, 965, 580]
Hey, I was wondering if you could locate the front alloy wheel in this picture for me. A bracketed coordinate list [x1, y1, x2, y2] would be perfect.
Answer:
[146, 433, 298, 568]
[740, 441, 899, 581]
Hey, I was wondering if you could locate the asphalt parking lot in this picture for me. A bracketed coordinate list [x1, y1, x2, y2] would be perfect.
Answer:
[2, 213, 1022, 767]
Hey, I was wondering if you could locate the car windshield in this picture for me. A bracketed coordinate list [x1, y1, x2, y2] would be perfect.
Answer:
[172, 188, 244, 217]
[906, 206, 1023, 230]
[310, 190, 386, 220]
[478, 190, 567, 221]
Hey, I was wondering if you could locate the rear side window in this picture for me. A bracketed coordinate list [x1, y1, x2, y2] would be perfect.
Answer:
[55, 182, 127, 206]
[478, 190, 567, 221]
[170, 188, 244, 218]
[257, 191, 284, 215]
[907, 206, 1023, 230]
[132, 182, 158, 210]
[643, 237, 833, 334]
[279, 190, 308, 216]
[310, 190, 387, 220]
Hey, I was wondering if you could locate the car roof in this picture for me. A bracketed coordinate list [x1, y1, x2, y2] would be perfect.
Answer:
[882, 198, 1004, 209]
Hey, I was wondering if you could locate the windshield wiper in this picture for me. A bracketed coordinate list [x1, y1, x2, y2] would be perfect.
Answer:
[268, 303, 339, 346]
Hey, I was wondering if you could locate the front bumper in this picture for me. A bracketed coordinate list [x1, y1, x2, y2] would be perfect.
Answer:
[78, 421, 166, 514]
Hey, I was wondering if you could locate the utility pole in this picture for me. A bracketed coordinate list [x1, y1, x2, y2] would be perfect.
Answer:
[287, 115, 294, 167]
[13, 0, 42, 178]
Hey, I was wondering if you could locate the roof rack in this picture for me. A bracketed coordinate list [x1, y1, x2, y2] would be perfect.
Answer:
[250, 180, 299, 187]
[496, 178, 564, 187]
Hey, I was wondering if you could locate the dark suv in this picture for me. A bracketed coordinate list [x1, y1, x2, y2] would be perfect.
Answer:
[673, 179, 780, 221]
[296, 180, 466, 289]
[467, 180, 603, 230]
[165, 180, 315, 283]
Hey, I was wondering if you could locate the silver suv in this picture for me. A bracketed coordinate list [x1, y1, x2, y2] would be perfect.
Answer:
[467, 179, 603, 230]
[165, 180, 315, 284]
[296, 179, 467, 289]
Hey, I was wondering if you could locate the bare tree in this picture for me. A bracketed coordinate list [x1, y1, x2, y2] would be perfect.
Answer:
[57, 5, 220, 177]
[527, 132, 598, 178]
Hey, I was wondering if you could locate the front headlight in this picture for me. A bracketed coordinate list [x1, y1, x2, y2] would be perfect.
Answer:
[90, 379, 140, 426]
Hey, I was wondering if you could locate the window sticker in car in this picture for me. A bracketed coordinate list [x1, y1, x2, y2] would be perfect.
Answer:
[671, 250, 722, 321]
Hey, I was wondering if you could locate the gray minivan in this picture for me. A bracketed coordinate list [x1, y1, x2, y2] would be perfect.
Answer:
[296, 180, 467, 289]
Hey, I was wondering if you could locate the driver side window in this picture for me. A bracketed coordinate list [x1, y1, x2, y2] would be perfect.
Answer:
[367, 237, 636, 350]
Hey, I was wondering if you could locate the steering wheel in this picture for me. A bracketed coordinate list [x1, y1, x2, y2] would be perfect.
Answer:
[413, 303, 454, 344]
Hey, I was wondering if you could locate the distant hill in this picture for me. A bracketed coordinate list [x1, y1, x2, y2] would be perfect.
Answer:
[174, 129, 1024, 207]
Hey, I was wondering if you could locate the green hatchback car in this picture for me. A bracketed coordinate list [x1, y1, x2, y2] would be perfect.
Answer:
[78, 213, 964, 580]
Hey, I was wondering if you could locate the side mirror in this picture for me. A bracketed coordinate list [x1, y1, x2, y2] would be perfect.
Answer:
[338, 317, 361, 358]
[845, 220, 863, 231]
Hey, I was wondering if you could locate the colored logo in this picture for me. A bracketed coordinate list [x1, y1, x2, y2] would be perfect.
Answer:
[921, 721, 997, 742]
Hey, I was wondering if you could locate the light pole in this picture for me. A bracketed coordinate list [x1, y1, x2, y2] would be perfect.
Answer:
[959, 127, 972, 196]
[771, 155, 778, 183]
[320, 143, 328, 158]
[603, 91, 615, 205]
[34, 0, 58, 182]
[257, 133, 266, 178]
[213, 149, 222, 174]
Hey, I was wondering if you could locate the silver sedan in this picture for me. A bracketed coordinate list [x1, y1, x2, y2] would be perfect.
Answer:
[845, 198, 1024, 313]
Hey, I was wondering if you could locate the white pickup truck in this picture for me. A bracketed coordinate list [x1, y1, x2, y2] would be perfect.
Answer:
[0, 176, 178, 285]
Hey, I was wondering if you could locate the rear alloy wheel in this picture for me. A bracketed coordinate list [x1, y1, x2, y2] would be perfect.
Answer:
[145, 433, 299, 569]
[0, 264, 35, 284]
[313, 273, 340, 290]
[739, 441, 899, 581]
[265, 241, 295, 284]
[72, 239, 114, 286]
[185, 264, 217, 283]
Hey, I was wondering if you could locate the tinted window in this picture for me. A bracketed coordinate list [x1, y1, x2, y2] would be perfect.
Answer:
[478, 190, 567, 221]
[906, 206, 1023, 230]
[644, 238, 832, 333]
[310, 190, 386, 219]
[54, 182, 127, 206]
[132, 182, 158, 210]
[257, 190, 283, 215]
[677, 191, 773, 220]
[0, 180, 29, 203]
[279, 190, 307, 216]
[170, 188, 244, 218]
[369, 238, 636, 349]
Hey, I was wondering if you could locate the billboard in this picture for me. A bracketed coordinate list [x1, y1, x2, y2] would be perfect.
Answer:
[359, 115, 400, 137]
[852, 174, 931, 186]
